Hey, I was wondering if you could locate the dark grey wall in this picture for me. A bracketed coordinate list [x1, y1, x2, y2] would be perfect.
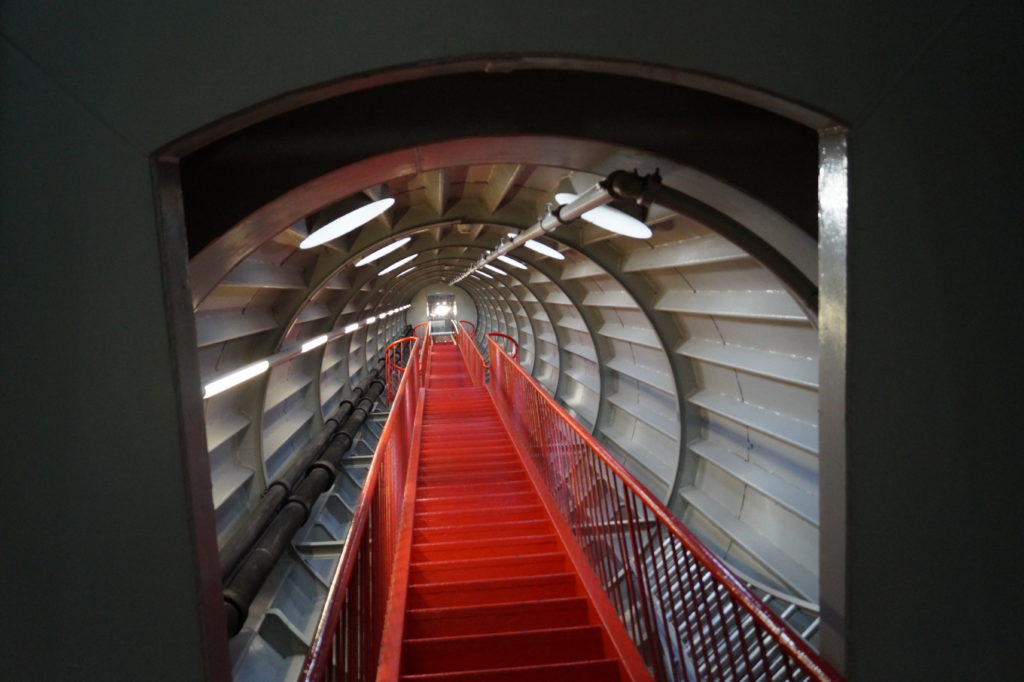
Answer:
[1, 2, 1019, 679]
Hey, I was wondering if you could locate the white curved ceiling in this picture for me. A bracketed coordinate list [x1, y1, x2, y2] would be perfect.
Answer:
[192, 130, 821, 604]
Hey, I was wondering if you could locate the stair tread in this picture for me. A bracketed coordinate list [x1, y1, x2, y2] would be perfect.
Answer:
[409, 569, 585, 593]
[418, 462, 520, 474]
[409, 551, 568, 579]
[415, 497, 536, 513]
[411, 534, 561, 562]
[415, 502, 543, 520]
[413, 533, 557, 549]
[402, 625, 608, 674]
[405, 596, 591, 638]
[413, 518, 552, 542]
[406, 623, 602, 645]
[399, 659, 621, 682]
[410, 549, 564, 566]
[416, 488, 533, 502]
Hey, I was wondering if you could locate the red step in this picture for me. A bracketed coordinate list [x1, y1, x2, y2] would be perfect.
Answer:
[413, 518, 553, 544]
[406, 573, 581, 609]
[405, 597, 591, 638]
[418, 458, 520, 475]
[400, 659, 621, 682]
[414, 504, 547, 529]
[381, 344, 645, 681]
[415, 490, 536, 514]
[402, 625, 608, 674]
[411, 534, 562, 562]
[408, 552, 569, 583]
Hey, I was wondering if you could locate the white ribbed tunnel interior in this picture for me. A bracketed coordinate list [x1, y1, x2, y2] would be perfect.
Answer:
[194, 133, 822, 612]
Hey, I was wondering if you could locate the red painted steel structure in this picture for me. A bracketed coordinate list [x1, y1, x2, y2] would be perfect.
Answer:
[379, 341, 652, 680]
[453, 321, 486, 387]
[484, 333, 843, 682]
[384, 337, 417, 404]
[485, 332, 519, 361]
[300, 338, 424, 682]
[302, 324, 842, 681]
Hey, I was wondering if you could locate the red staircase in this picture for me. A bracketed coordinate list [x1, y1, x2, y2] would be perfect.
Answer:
[388, 342, 650, 681]
[301, 332, 842, 682]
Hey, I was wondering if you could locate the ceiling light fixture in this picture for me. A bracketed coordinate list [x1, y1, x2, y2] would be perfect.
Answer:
[497, 254, 528, 269]
[396, 266, 416, 277]
[508, 232, 566, 260]
[477, 271, 494, 279]
[523, 240, 566, 260]
[300, 335, 328, 353]
[378, 253, 417, 275]
[201, 303, 413, 400]
[355, 237, 411, 266]
[203, 361, 270, 399]
[299, 198, 395, 249]
[450, 171, 661, 284]
[483, 263, 507, 275]
[554, 192, 652, 239]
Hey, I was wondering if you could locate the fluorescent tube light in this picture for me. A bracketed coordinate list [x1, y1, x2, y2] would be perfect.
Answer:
[300, 335, 328, 353]
[483, 264, 506, 275]
[555, 192, 652, 239]
[497, 255, 527, 269]
[509, 232, 565, 260]
[300, 198, 395, 249]
[203, 360, 270, 398]
[396, 266, 416, 277]
[344, 323, 359, 333]
[378, 253, 417, 275]
[355, 237, 411, 266]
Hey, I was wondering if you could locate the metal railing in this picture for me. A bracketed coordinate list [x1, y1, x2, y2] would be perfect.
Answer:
[299, 338, 423, 682]
[486, 336, 842, 682]
[453, 320, 486, 387]
[384, 337, 417, 404]
[486, 332, 519, 362]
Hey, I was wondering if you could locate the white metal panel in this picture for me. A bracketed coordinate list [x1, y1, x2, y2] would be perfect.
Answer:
[221, 259, 307, 289]
[655, 290, 807, 321]
[689, 389, 818, 454]
[679, 488, 818, 600]
[622, 233, 746, 271]
[679, 338, 818, 388]
[195, 308, 277, 347]
[690, 440, 818, 524]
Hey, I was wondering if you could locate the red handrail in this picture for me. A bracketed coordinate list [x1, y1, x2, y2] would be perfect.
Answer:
[486, 337, 843, 682]
[411, 321, 433, 371]
[300, 338, 423, 682]
[453, 320, 486, 387]
[486, 332, 519, 361]
[384, 336, 417, 404]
